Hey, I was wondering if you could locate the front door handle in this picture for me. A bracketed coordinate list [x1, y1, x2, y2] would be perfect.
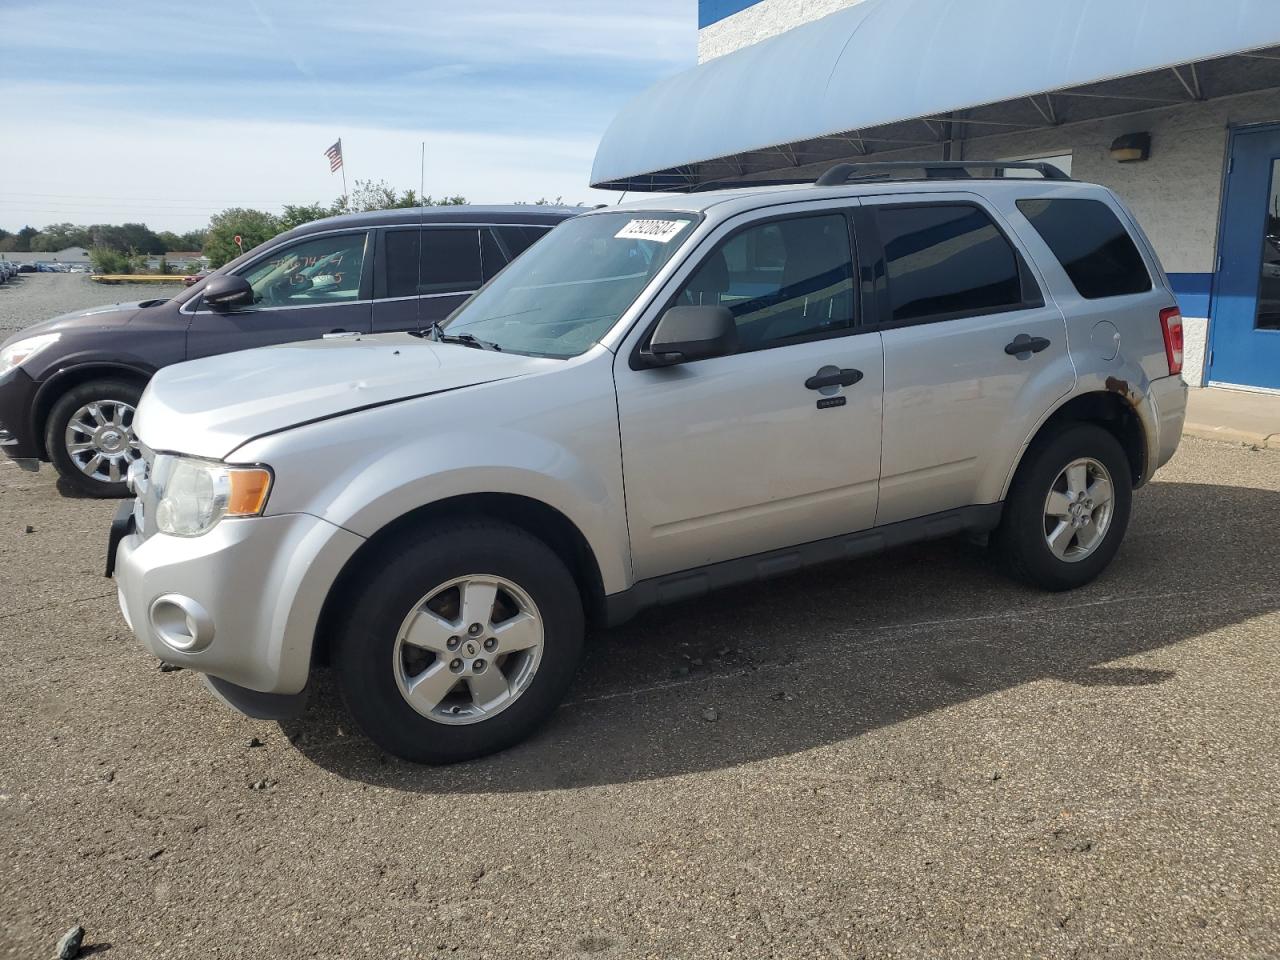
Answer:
[805, 367, 863, 390]
[1005, 334, 1051, 356]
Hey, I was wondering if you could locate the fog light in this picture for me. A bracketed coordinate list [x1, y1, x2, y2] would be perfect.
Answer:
[149, 594, 214, 652]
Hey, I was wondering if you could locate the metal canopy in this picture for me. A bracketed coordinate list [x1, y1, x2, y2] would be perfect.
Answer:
[590, 0, 1280, 191]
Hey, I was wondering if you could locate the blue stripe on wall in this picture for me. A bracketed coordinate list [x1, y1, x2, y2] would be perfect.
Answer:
[699, 0, 765, 28]
[1168, 272, 1213, 317]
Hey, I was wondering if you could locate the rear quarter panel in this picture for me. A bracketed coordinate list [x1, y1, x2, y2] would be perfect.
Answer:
[992, 183, 1180, 488]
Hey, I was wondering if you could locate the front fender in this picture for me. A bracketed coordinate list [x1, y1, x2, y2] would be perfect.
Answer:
[236, 360, 631, 594]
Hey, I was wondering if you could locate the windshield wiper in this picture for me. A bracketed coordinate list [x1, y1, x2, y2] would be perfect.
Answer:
[409, 321, 503, 351]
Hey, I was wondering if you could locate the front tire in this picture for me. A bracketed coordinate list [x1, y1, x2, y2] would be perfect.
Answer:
[994, 423, 1133, 591]
[332, 519, 585, 763]
[45, 379, 145, 498]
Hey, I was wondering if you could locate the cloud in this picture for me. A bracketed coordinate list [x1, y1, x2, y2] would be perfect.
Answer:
[0, 0, 694, 231]
[0, 115, 617, 231]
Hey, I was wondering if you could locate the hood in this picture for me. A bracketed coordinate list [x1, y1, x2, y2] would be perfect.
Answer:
[136, 333, 560, 459]
[3, 299, 162, 346]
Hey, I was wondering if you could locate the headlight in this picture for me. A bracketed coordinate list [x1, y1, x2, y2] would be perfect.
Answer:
[0, 333, 60, 376]
[151, 455, 273, 537]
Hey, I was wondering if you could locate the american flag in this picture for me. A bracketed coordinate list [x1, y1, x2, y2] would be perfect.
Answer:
[323, 139, 343, 173]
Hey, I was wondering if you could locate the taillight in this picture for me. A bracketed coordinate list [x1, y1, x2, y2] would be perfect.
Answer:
[1159, 307, 1183, 376]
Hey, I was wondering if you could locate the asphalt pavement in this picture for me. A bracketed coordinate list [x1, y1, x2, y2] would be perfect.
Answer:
[1, 275, 1277, 959]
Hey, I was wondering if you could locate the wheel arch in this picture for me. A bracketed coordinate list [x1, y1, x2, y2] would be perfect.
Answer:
[1003, 390, 1148, 499]
[32, 362, 152, 459]
[311, 492, 608, 667]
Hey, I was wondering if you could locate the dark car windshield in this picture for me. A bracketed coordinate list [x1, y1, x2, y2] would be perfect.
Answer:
[440, 212, 697, 357]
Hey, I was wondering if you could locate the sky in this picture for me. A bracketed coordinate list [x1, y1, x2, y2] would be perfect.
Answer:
[0, 0, 695, 233]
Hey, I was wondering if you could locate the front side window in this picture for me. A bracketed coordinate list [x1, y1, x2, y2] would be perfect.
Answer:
[494, 225, 551, 260]
[238, 232, 366, 307]
[876, 204, 1025, 323]
[442, 212, 696, 358]
[672, 213, 855, 350]
[1017, 198, 1153, 300]
[384, 229, 482, 299]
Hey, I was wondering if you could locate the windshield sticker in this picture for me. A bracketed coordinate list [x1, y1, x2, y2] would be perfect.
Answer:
[614, 219, 686, 243]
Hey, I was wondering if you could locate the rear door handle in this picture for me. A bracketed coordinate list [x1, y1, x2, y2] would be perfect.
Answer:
[1004, 334, 1051, 356]
[805, 368, 863, 390]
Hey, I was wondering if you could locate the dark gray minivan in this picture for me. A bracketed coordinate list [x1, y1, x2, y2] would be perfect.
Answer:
[0, 206, 578, 496]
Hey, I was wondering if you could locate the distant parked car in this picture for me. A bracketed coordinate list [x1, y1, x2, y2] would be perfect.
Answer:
[17, 264, 36, 274]
[0, 205, 578, 496]
[182, 268, 211, 287]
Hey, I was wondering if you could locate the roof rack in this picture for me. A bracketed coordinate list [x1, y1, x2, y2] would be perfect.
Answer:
[688, 177, 813, 194]
[815, 160, 1073, 185]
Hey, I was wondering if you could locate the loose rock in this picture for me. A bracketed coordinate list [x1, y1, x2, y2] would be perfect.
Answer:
[24, 525, 34, 534]
[247, 736, 264, 748]
[158, 662, 182, 673]
[55, 925, 84, 960]
[701, 707, 719, 722]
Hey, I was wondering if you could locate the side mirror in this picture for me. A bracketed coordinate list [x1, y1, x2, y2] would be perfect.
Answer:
[639, 305, 738, 367]
[202, 274, 253, 309]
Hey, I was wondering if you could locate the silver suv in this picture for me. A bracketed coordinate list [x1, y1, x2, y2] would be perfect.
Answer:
[109, 162, 1188, 763]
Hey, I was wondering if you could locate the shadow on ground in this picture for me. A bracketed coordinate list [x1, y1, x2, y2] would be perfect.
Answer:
[282, 480, 1279, 793]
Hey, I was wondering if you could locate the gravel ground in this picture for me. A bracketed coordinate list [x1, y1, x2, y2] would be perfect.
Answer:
[1, 277, 1278, 959]
[0, 272, 184, 339]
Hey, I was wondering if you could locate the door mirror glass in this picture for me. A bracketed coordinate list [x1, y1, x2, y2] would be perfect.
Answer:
[202, 274, 253, 308]
[642, 305, 738, 366]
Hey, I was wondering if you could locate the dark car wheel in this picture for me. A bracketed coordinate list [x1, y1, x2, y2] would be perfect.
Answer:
[332, 519, 585, 764]
[994, 423, 1133, 591]
[45, 379, 145, 498]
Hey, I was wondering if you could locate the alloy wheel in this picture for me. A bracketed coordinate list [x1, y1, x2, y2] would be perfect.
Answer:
[1043, 457, 1115, 563]
[63, 400, 142, 485]
[392, 574, 545, 725]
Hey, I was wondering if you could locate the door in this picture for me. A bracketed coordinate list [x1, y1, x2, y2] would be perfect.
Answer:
[866, 199, 1073, 524]
[187, 230, 372, 360]
[1209, 125, 1280, 390]
[371, 226, 488, 333]
[615, 210, 884, 581]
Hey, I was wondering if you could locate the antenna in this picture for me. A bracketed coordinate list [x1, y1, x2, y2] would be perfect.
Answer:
[417, 140, 425, 331]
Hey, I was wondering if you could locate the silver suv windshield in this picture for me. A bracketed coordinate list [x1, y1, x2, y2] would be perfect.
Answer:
[441, 211, 697, 357]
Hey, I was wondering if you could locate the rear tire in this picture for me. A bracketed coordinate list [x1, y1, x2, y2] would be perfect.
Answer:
[45, 379, 145, 498]
[332, 519, 585, 764]
[994, 423, 1132, 591]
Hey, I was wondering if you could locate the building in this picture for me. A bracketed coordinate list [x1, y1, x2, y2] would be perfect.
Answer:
[591, 0, 1280, 392]
[143, 251, 208, 272]
[4, 247, 91, 266]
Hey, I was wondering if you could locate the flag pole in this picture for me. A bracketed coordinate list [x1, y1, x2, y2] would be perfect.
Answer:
[340, 138, 348, 204]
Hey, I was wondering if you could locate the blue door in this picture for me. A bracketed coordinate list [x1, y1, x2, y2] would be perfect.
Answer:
[1210, 126, 1280, 389]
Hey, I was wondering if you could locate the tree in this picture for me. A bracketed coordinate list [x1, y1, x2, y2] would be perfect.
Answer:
[13, 226, 38, 252]
[203, 208, 281, 268]
[89, 246, 130, 274]
[279, 202, 332, 231]
[156, 231, 184, 252]
[31, 223, 91, 251]
[329, 179, 467, 215]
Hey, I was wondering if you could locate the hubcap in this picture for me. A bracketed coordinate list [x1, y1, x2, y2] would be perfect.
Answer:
[1043, 457, 1115, 563]
[392, 575, 544, 726]
[64, 400, 141, 484]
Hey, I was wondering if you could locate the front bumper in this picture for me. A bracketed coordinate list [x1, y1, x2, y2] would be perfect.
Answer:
[0, 367, 41, 463]
[113, 506, 364, 698]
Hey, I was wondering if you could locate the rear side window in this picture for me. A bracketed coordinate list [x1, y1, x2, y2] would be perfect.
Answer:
[875, 204, 1026, 323]
[1017, 198, 1152, 299]
[384, 228, 482, 298]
